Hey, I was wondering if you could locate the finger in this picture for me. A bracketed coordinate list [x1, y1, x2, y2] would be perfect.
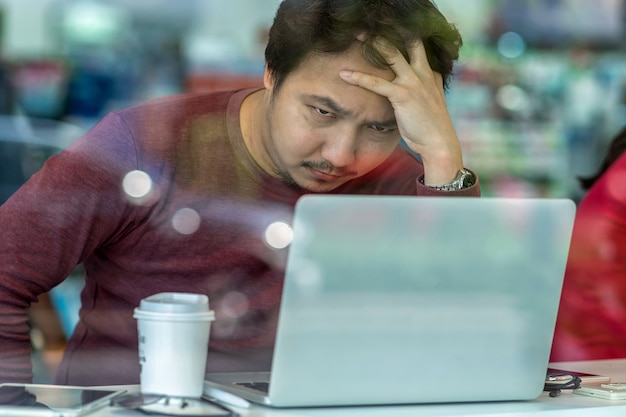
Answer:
[371, 38, 433, 84]
[408, 39, 445, 91]
[370, 38, 412, 76]
[432, 71, 445, 94]
[339, 70, 395, 98]
[407, 38, 432, 76]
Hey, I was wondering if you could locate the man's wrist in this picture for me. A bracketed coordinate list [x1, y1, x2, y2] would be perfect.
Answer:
[419, 168, 476, 191]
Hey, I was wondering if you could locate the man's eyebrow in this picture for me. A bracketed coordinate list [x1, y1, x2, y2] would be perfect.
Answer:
[307, 94, 352, 117]
[306, 94, 397, 127]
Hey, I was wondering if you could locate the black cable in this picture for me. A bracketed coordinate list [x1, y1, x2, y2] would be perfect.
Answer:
[544, 371, 582, 398]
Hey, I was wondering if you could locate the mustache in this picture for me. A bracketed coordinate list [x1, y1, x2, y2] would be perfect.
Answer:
[301, 160, 356, 176]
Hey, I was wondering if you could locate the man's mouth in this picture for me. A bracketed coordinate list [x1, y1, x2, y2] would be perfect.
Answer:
[306, 166, 344, 182]
[301, 160, 353, 182]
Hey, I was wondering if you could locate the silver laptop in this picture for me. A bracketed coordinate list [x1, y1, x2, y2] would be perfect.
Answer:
[204, 195, 576, 407]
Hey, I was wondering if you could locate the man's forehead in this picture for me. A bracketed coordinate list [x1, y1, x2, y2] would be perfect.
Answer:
[297, 46, 396, 81]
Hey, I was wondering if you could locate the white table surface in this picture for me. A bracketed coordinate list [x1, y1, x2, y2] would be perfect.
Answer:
[92, 359, 626, 417]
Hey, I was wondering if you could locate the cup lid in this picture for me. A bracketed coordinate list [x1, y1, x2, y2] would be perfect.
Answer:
[139, 292, 209, 314]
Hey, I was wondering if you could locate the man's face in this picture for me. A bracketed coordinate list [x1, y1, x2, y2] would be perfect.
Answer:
[262, 44, 401, 192]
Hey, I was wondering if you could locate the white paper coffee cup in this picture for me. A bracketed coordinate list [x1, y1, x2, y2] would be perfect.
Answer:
[133, 292, 215, 398]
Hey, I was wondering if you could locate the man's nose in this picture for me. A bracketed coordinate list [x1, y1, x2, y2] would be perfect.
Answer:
[320, 130, 357, 169]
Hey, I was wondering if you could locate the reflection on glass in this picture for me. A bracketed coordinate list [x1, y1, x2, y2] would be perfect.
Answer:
[263, 221, 293, 249]
[221, 291, 249, 319]
[122, 170, 152, 198]
[172, 207, 201, 235]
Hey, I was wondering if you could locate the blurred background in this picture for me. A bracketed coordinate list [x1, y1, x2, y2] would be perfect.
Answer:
[0, 0, 623, 199]
[0, 0, 623, 381]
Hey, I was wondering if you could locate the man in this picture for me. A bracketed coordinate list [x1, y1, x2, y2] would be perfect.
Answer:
[0, 0, 479, 386]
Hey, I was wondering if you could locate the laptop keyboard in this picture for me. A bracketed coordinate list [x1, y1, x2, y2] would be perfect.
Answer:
[235, 382, 270, 393]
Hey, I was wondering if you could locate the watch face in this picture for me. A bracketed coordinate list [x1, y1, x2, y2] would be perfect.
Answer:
[460, 170, 476, 188]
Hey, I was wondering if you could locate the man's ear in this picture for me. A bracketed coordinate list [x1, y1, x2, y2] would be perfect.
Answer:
[263, 64, 274, 91]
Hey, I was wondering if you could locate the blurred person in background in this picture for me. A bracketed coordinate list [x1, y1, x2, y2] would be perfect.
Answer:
[0, 0, 479, 386]
[551, 126, 626, 361]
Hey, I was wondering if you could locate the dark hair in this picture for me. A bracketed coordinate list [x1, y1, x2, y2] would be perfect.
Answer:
[265, 0, 463, 95]
[579, 127, 626, 190]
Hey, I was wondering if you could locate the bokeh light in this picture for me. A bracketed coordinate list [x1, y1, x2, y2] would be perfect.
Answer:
[497, 31, 526, 59]
[122, 170, 152, 199]
[264, 221, 293, 249]
[496, 84, 530, 113]
[172, 207, 201, 235]
[220, 291, 249, 319]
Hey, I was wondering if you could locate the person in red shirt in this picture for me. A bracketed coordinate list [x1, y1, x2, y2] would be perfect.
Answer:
[551, 127, 626, 361]
[0, 0, 479, 385]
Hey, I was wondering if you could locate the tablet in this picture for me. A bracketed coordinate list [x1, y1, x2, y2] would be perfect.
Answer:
[0, 383, 125, 417]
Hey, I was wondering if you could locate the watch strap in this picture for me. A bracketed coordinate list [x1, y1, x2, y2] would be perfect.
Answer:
[419, 168, 476, 191]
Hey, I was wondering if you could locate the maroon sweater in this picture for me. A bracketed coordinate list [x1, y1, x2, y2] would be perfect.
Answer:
[0, 88, 479, 385]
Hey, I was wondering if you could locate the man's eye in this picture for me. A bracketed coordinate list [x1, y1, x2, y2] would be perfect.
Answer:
[314, 107, 334, 117]
[370, 125, 394, 133]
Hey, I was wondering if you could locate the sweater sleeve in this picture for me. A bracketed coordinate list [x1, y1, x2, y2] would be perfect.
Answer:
[0, 113, 139, 383]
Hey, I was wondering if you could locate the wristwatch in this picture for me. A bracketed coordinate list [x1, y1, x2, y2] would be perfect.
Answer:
[420, 168, 475, 191]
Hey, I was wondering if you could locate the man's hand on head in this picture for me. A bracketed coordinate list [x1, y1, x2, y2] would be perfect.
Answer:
[339, 38, 464, 186]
